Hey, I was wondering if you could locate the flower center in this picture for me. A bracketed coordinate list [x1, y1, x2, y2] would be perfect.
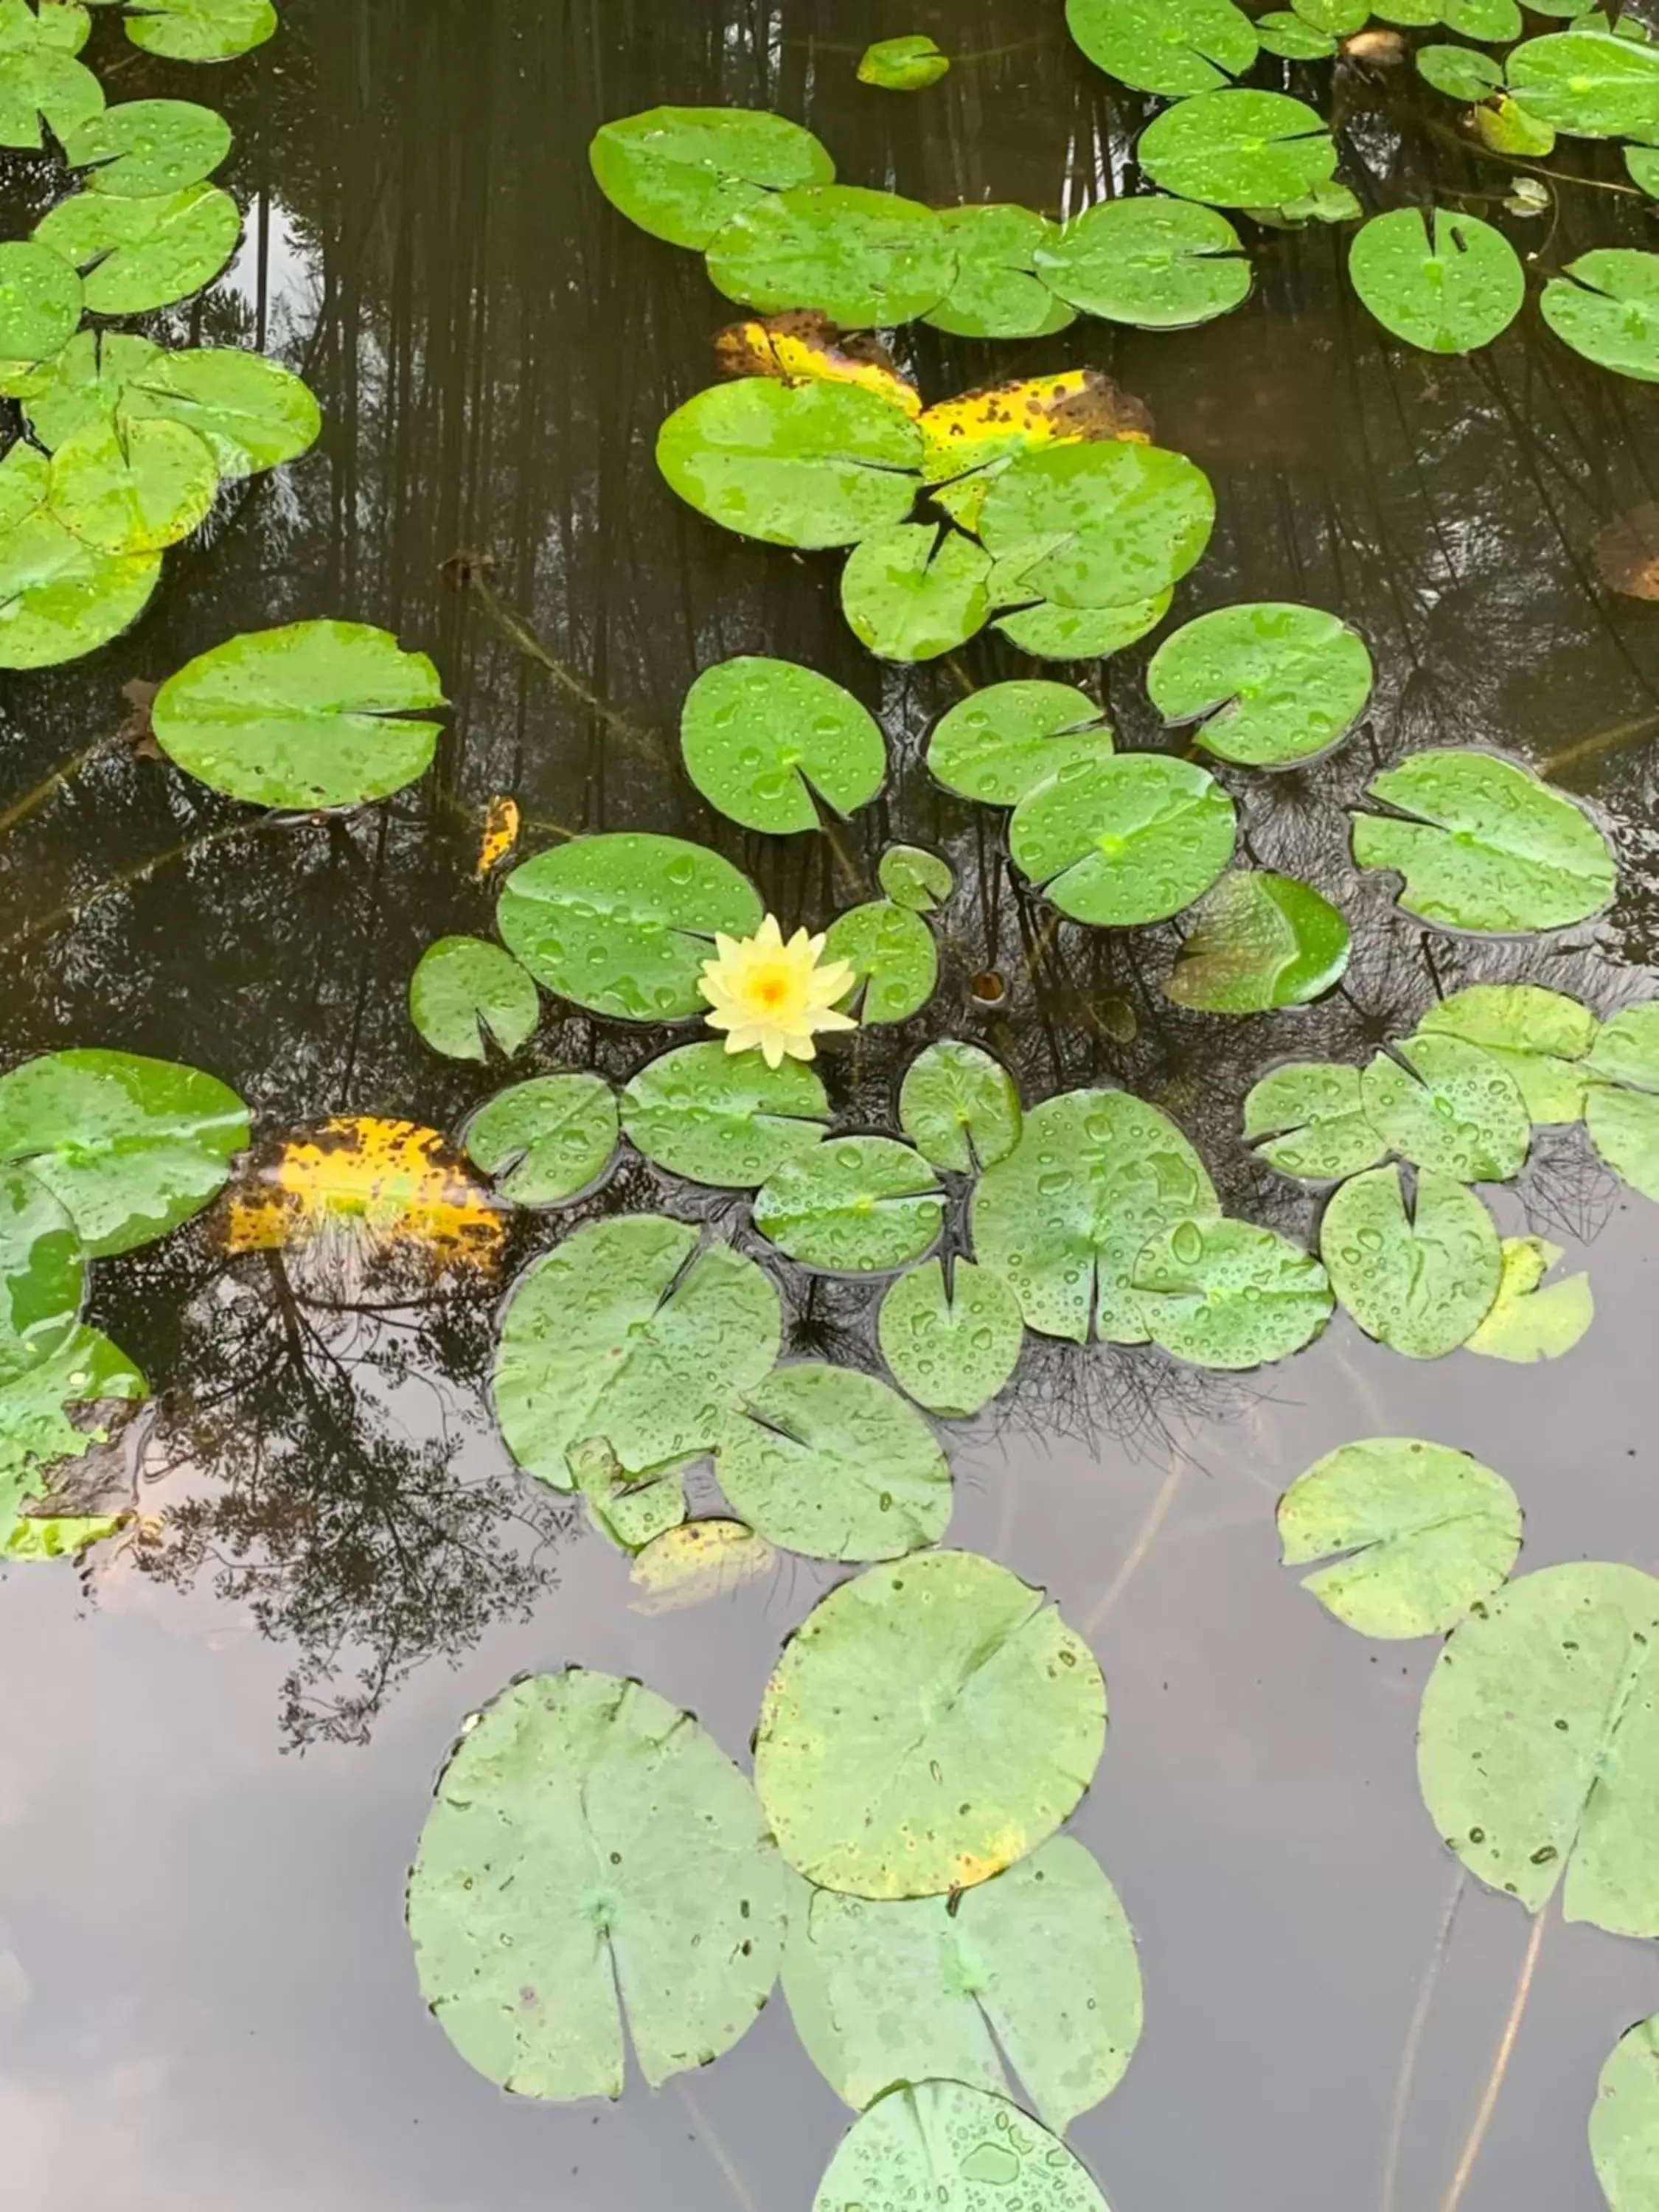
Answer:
[752, 967, 790, 1009]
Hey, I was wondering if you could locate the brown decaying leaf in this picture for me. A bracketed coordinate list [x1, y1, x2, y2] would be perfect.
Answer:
[220, 1116, 505, 1273]
[712, 309, 922, 417]
[1596, 505, 1659, 602]
[919, 366, 1152, 473]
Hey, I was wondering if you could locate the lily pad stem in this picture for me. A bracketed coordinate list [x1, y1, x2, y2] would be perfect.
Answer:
[1420, 118, 1643, 199]
[1380, 1870, 1466, 2212]
[1543, 707, 1659, 782]
[0, 728, 128, 838]
[0, 814, 310, 951]
[1438, 1903, 1548, 2212]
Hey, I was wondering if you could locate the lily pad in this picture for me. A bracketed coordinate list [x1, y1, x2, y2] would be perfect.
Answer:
[407, 1669, 785, 2099]
[973, 1088, 1220, 1343]
[493, 1214, 781, 1486]
[465, 1074, 619, 1205]
[47, 414, 219, 556]
[1349, 207, 1525, 355]
[978, 441, 1215, 611]
[1319, 1164, 1501, 1358]
[1360, 1034, 1531, 1181]
[0, 1165, 85, 1385]
[1033, 196, 1251, 330]
[121, 0, 276, 60]
[1586, 1082, 1659, 1199]
[1279, 1436, 1523, 1638]
[0, 1323, 145, 1544]
[1590, 2017, 1659, 2212]
[589, 106, 835, 248]
[115, 347, 321, 477]
[755, 1549, 1106, 1899]
[1416, 44, 1504, 101]
[1065, 0, 1258, 95]
[858, 35, 949, 88]
[628, 1517, 776, 1612]
[1, 328, 154, 448]
[63, 96, 229, 194]
[1244, 1062, 1388, 1181]
[1292, 0, 1367, 26]
[1009, 753, 1237, 927]
[927, 681, 1113, 808]
[785, 1836, 1141, 2132]
[657, 378, 922, 549]
[994, 591, 1171, 661]
[1506, 29, 1659, 138]
[706, 185, 955, 328]
[498, 833, 762, 1022]
[1476, 93, 1557, 157]
[900, 1041, 1023, 1173]
[1467, 1235, 1594, 1363]
[1138, 91, 1338, 209]
[1542, 250, 1659, 382]
[878, 846, 953, 913]
[0, 440, 159, 668]
[0, 33, 100, 150]
[34, 183, 240, 314]
[1351, 748, 1616, 933]
[822, 900, 938, 1025]
[681, 655, 885, 832]
[878, 1259, 1025, 1419]
[1414, 983, 1597, 1123]
[716, 1362, 952, 1562]
[1630, 145, 1659, 195]
[0, 240, 80, 364]
[1417, 1562, 1659, 1933]
[754, 1135, 942, 1273]
[926, 206, 1075, 339]
[812, 2082, 1110, 2212]
[152, 619, 445, 810]
[621, 1040, 830, 1187]
[1586, 1003, 1659, 1090]
[1130, 1217, 1333, 1368]
[1147, 600, 1373, 768]
[1256, 9, 1338, 57]
[572, 1437, 686, 1556]
[409, 937, 539, 1062]
[1164, 871, 1351, 1013]
[1444, 0, 1522, 33]
[841, 524, 992, 662]
[0, 1049, 246, 1256]
[919, 368, 1152, 532]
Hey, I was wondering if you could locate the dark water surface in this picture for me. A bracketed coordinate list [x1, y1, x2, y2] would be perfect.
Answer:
[4, 4, 1659, 2208]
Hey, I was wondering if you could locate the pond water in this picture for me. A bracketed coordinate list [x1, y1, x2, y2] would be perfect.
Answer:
[4, 2, 1659, 2208]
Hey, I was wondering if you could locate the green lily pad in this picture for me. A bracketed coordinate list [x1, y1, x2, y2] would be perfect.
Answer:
[841, 524, 992, 662]
[493, 1214, 781, 1486]
[973, 1088, 1220, 1343]
[1629, 145, 1659, 194]
[785, 1836, 1141, 2132]
[1586, 1082, 1659, 1198]
[1, 330, 154, 448]
[1476, 93, 1557, 157]
[1244, 1062, 1388, 1181]
[0, 1165, 85, 1385]
[114, 347, 321, 478]
[899, 1041, 1023, 1173]
[589, 105, 835, 248]
[813, 2082, 1110, 2212]
[1444, 0, 1522, 33]
[621, 1040, 830, 1187]
[657, 378, 923, 549]
[47, 414, 219, 556]
[0, 440, 159, 668]
[878, 1259, 1025, 1419]
[1319, 1164, 1501, 1357]
[1130, 1217, 1333, 1368]
[1009, 754, 1237, 927]
[408, 936, 539, 1062]
[571, 1437, 687, 1556]
[878, 846, 953, 913]
[1, 1, 92, 54]
[0, 1048, 247, 1256]
[756, 1549, 1106, 1899]
[1590, 2017, 1659, 2212]
[716, 1362, 952, 1562]
[706, 185, 955, 328]
[1163, 871, 1351, 1013]
[0, 240, 80, 364]
[497, 833, 761, 1022]
[1138, 90, 1338, 209]
[858, 34, 950, 88]
[994, 589, 1171, 661]
[1033, 196, 1251, 330]
[0, 1323, 145, 1545]
[1414, 983, 1597, 1123]
[1506, 29, 1659, 138]
[681, 655, 885, 832]
[1542, 250, 1659, 381]
[1349, 207, 1525, 354]
[927, 681, 1113, 807]
[407, 1669, 785, 2100]
[925, 206, 1075, 339]
[1586, 1003, 1659, 1089]
[1360, 1034, 1531, 1181]
[1416, 44, 1504, 100]
[1148, 600, 1373, 767]
[1292, 0, 1367, 27]
[63, 97, 230, 194]
[1279, 1436, 1523, 1638]
[754, 1135, 942, 1273]
[121, 0, 276, 60]
[978, 441, 1215, 611]
[1248, 179, 1362, 228]
[1417, 1562, 1659, 1933]
[1256, 9, 1337, 56]
[822, 899, 938, 1025]
[0, 34, 100, 150]
[1351, 748, 1616, 933]
[152, 619, 445, 810]
[465, 1074, 619, 1206]
[1065, 0, 1258, 94]
[35, 183, 240, 314]
[1467, 1235, 1594, 1363]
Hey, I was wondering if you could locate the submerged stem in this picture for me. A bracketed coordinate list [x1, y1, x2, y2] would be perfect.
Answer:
[676, 2080, 759, 2212]
[1438, 1904, 1548, 2212]
[1084, 1453, 1185, 1636]
[1380, 1870, 1467, 2212]
[1542, 709, 1659, 782]
[0, 815, 307, 952]
[0, 730, 123, 838]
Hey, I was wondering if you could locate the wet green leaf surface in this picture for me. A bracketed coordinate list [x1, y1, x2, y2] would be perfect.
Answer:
[658, 378, 922, 548]
[34, 181, 240, 313]
[590, 105, 835, 248]
[0, 30, 100, 148]
[122, 0, 276, 60]
[0, 1323, 145, 1543]
[878, 1259, 1024, 1417]
[114, 346, 321, 476]
[465, 1074, 619, 1205]
[927, 681, 1113, 807]
[1034, 195, 1251, 329]
[877, 844, 952, 912]
[1065, 0, 1258, 95]
[1467, 1234, 1594, 1362]
[706, 185, 955, 327]
[1506, 29, 1659, 137]
[1009, 753, 1237, 927]
[1244, 1061, 1388, 1181]
[0, 238, 80, 362]
[812, 2080, 1111, 2212]
[926, 205, 1075, 338]
[899, 1040, 1022, 1172]
[1416, 43, 1503, 100]
[1586, 1080, 1659, 1198]
[754, 1134, 941, 1272]
[1360, 1034, 1531, 1181]
[1319, 1164, 1501, 1357]
[1138, 90, 1338, 208]
[1590, 2016, 1659, 2212]
[841, 523, 992, 661]
[0, 1164, 84, 1385]
[622, 1040, 829, 1186]
[1415, 983, 1597, 1122]
[47, 414, 218, 555]
[1349, 208, 1524, 353]
[1542, 250, 1659, 381]
[978, 441, 1215, 610]
[857, 35, 949, 89]
[1164, 870, 1350, 1013]
[822, 899, 937, 1024]
[1149, 600, 1372, 767]
[681, 655, 885, 832]
[409, 937, 539, 1062]
[0, 440, 159, 667]
[63, 95, 230, 193]
[1131, 1217, 1333, 1367]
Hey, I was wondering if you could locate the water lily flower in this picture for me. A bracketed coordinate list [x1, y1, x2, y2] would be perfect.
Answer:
[698, 914, 857, 1068]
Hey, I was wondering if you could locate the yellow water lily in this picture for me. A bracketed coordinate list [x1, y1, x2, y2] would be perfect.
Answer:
[698, 914, 857, 1068]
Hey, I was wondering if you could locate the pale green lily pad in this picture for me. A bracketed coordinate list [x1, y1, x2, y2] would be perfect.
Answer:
[900, 1041, 1022, 1173]
[1416, 44, 1503, 101]
[925, 206, 1075, 339]
[1351, 748, 1616, 933]
[858, 34, 949, 88]
[0, 1, 91, 54]
[409, 937, 539, 1062]
[978, 441, 1214, 611]
[1586, 1082, 1659, 1198]
[47, 414, 219, 556]
[785, 1836, 1141, 2132]
[1009, 754, 1236, 927]
[823, 900, 937, 1025]
[116, 347, 321, 478]
[1256, 9, 1337, 57]
[1292, 0, 1366, 27]
[493, 1215, 780, 1486]
[1586, 1003, 1659, 1089]
[627, 1517, 776, 1612]
[1138, 91, 1338, 209]
[1417, 1562, 1659, 1933]
[754, 1135, 941, 1273]
[657, 378, 922, 549]
[1131, 1217, 1332, 1368]
[706, 185, 955, 327]
[927, 681, 1113, 807]
[973, 1088, 1220, 1343]
[756, 1549, 1106, 1899]
[1476, 93, 1557, 156]
[1542, 251, 1659, 382]
[1590, 2017, 1659, 2212]
[1279, 1436, 1522, 1638]
[498, 833, 761, 1022]
[878, 1259, 1024, 1419]
[1164, 871, 1350, 1014]
[465, 1074, 619, 1205]
[1360, 1034, 1531, 1181]
[622, 1040, 829, 1188]
[153, 620, 444, 809]
[1248, 180, 1361, 228]
[0, 36, 100, 150]
[1506, 29, 1659, 138]
[1065, 0, 1258, 94]
[716, 1362, 951, 1562]
[1033, 198, 1251, 330]
[1, 330, 156, 448]
[4, 1509, 126, 1560]
[0, 240, 80, 364]
[995, 590, 1171, 661]
[1244, 1062, 1387, 1181]
[681, 655, 885, 832]
[1444, 0, 1522, 32]
[1415, 983, 1597, 1124]
[122, 0, 276, 60]
[589, 106, 835, 248]
[0, 441, 159, 669]
[0, 1048, 247, 1255]
[34, 183, 240, 314]
[841, 524, 992, 662]
[1147, 600, 1373, 768]
[63, 96, 229, 194]
[1629, 145, 1659, 195]
[813, 2082, 1110, 2212]
[571, 1437, 687, 1555]
[1467, 1235, 1594, 1363]
[878, 846, 952, 913]
[0, 1323, 145, 1545]
[407, 1669, 785, 2099]
[0, 1165, 85, 1385]
[1320, 1164, 1501, 1357]
[1349, 208, 1524, 354]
